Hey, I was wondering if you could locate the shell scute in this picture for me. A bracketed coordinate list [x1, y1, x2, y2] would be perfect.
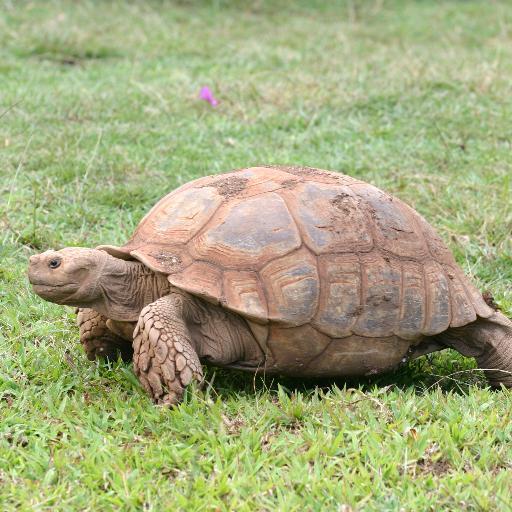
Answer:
[422, 261, 451, 335]
[168, 261, 222, 304]
[397, 261, 425, 340]
[127, 182, 222, 248]
[454, 269, 493, 319]
[222, 270, 268, 322]
[354, 252, 402, 337]
[444, 266, 477, 327]
[415, 212, 456, 265]
[351, 183, 429, 259]
[260, 248, 319, 326]
[283, 182, 373, 255]
[190, 192, 301, 269]
[149, 187, 222, 244]
[313, 254, 361, 338]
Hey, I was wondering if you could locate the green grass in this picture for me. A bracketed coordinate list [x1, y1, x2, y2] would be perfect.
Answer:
[1, 1, 512, 510]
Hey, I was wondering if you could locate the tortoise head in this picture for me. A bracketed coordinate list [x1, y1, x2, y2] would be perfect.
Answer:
[28, 247, 109, 306]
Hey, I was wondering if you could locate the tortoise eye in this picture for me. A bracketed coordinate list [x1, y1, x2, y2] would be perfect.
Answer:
[49, 258, 61, 269]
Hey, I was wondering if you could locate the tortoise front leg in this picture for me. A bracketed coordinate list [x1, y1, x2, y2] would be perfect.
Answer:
[133, 293, 203, 406]
[76, 308, 133, 362]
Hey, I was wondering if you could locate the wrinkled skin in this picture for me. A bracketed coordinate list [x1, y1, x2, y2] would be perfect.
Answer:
[28, 248, 108, 307]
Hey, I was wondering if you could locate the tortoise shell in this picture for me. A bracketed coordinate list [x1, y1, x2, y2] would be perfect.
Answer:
[99, 166, 492, 350]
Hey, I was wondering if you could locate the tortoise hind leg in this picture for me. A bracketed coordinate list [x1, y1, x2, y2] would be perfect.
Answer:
[435, 311, 512, 387]
[76, 308, 134, 362]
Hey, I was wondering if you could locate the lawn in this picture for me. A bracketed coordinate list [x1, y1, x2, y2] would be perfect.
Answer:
[1, 1, 512, 510]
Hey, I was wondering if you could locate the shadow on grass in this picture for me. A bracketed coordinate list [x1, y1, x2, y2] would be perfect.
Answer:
[92, 347, 495, 406]
[202, 349, 491, 401]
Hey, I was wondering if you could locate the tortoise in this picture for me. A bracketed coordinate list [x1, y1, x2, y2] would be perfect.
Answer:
[28, 165, 512, 405]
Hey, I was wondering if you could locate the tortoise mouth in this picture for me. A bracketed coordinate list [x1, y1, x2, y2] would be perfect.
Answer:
[30, 280, 78, 288]
[31, 282, 80, 299]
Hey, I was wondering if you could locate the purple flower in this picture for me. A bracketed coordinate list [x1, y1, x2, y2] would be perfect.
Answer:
[199, 86, 218, 107]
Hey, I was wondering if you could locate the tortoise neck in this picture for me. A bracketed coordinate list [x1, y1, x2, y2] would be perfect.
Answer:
[90, 258, 171, 321]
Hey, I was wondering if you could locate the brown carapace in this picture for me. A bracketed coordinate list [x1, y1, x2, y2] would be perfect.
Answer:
[29, 166, 512, 405]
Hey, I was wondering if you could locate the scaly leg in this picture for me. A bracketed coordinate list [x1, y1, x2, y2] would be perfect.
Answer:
[76, 308, 133, 362]
[133, 293, 203, 406]
[473, 312, 512, 387]
[437, 311, 512, 388]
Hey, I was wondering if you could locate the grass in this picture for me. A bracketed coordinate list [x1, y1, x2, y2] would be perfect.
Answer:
[1, 0, 512, 510]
